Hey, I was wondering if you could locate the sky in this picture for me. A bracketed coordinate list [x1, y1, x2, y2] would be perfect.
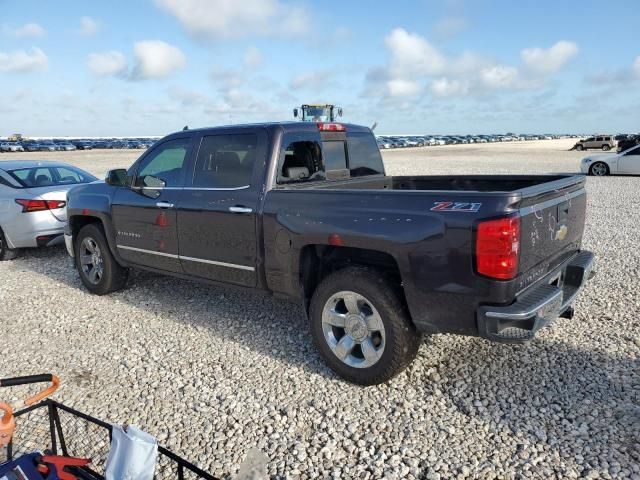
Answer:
[0, 0, 638, 136]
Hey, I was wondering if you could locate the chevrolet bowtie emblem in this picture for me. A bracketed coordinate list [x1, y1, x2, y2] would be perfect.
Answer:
[555, 224, 568, 241]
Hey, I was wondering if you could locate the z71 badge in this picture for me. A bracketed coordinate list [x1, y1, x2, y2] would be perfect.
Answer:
[430, 201, 482, 213]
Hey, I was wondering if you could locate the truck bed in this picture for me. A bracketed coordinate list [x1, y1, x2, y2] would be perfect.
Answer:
[307, 174, 580, 194]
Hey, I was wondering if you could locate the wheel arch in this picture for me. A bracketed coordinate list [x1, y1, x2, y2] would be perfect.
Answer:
[298, 244, 411, 323]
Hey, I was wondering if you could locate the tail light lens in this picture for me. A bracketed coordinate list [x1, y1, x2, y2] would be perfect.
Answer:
[15, 199, 66, 212]
[475, 215, 520, 280]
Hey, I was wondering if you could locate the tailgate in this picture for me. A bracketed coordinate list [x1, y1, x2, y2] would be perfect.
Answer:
[517, 176, 587, 290]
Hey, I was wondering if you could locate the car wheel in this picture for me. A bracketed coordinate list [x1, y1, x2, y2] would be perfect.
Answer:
[309, 267, 421, 385]
[75, 223, 128, 295]
[602, 144, 610, 151]
[575, 144, 584, 151]
[0, 227, 20, 261]
[589, 162, 609, 176]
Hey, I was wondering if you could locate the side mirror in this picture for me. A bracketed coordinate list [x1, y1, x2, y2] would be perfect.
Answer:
[105, 169, 128, 187]
[293, 108, 298, 118]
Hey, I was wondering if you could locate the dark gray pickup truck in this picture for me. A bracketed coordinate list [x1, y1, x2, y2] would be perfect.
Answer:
[65, 122, 594, 385]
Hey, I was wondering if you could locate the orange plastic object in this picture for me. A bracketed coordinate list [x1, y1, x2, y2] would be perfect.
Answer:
[25, 375, 60, 406]
[38, 455, 91, 480]
[0, 402, 16, 447]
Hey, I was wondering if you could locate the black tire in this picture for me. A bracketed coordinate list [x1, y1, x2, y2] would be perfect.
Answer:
[309, 267, 421, 385]
[75, 223, 128, 295]
[575, 144, 584, 151]
[602, 144, 610, 151]
[0, 227, 20, 261]
[589, 161, 610, 176]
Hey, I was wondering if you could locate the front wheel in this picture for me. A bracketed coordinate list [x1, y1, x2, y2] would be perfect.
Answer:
[309, 267, 421, 385]
[75, 223, 128, 295]
[589, 162, 609, 176]
[0, 227, 19, 261]
[575, 144, 584, 151]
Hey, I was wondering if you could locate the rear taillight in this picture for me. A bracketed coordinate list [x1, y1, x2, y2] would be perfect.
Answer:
[15, 199, 66, 213]
[317, 123, 346, 132]
[475, 215, 520, 280]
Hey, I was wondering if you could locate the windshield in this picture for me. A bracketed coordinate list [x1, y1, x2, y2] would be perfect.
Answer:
[302, 106, 331, 122]
[8, 165, 97, 188]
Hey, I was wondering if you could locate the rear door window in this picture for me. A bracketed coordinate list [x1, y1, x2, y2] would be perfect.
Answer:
[278, 133, 324, 183]
[347, 132, 384, 177]
[192, 134, 257, 188]
[596, 137, 603, 142]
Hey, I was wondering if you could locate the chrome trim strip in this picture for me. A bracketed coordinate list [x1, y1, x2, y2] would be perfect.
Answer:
[179, 255, 255, 271]
[134, 186, 250, 191]
[117, 245, 179, 259]
[116, 245, 255, 271]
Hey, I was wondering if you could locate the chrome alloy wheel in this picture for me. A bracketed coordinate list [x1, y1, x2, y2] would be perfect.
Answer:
[321, 291, 386, 368]
[80, 237, 104, 284]
[591, 162, 608, 176]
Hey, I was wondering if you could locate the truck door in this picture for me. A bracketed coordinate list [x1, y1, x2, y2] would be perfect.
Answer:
[618, 145, 640, 174]
[176, 129, 266, 287]
[112, 137, 193, 273]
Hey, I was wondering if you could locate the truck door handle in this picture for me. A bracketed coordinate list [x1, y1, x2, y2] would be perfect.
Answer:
[229, 206, 253, 214]
[156, 201, 174, 209]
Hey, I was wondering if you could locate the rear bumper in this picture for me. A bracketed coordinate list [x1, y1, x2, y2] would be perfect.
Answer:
[477, 250, 595, 343]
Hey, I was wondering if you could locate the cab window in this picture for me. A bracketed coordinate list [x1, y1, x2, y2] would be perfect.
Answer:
[135, 138, 190, 188]
[278, 133, 324, 183]
[192, 134, 257, 188]
[347, 132, 384, 177]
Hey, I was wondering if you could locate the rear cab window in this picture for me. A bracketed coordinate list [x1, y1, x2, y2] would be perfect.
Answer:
[277, 128, 384, 185]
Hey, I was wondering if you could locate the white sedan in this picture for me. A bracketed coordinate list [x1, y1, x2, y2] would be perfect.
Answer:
[580, 144, 640, 176]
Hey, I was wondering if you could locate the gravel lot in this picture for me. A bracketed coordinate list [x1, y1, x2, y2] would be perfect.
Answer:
[0, 139, 638, 479]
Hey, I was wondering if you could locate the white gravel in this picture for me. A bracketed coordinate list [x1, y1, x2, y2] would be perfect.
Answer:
[0, 139, 638, 479]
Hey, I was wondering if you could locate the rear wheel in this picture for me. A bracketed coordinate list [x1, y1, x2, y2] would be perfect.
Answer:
[575, 144, 584, 151]
[589, 162, 609, 176]
[0, 227, 19, 261]
[75, 223, 128, 295]
[602, 144, 611, 151]
[309, 267, 421, 385]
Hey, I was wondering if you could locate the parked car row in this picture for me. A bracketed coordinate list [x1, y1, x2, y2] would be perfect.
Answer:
[0, 138, 158, 153]
[376, 133, 575, 149]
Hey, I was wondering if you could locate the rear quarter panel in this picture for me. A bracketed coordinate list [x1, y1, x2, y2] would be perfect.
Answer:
[262, 188, 522, 335]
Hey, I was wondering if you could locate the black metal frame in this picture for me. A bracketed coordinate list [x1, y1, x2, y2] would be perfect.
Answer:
[4, 399, 220, 480]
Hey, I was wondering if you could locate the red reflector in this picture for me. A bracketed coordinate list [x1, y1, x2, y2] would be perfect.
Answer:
[475, 216, 520, 280]
[317, 122, 346, 132]
[15, 199, 66, 213]
[328, 233, 343, 246]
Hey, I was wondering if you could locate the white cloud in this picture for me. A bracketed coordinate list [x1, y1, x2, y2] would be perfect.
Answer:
[521, 40, 578, 75]
[430, 78, 469, 97]
[131, 40, 186, 79]
[387, 79, 421, 97]
[87, 51, 127, 76]
[0, 48, 48, 73]
[154, 0, 307, 39]
[243, 46, 263, 69]
[78, 16, 100, 36]
[4, 22, 46, 38]
[168, 86, 209, 106]
[480, 65, 519, 89]
[385, 28, 446, 76]
[634, 56, 640, 79]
